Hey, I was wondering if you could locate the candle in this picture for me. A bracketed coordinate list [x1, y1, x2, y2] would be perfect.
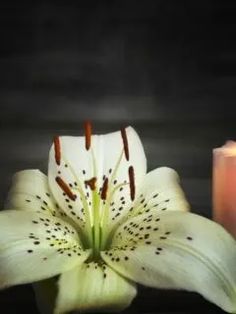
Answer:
[213, 141, 236, 238]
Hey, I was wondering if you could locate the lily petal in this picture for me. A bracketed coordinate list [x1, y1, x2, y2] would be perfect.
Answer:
[128, 167, 189, 218]
[0, 210, 90, 289]
[55, 262, 137, 314]
[101, 211, 236, 313]
[5, 170, 64, 217]
[48, 127, 146, 231]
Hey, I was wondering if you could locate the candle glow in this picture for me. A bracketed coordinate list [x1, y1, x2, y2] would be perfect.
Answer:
[213, 141, 236, 237]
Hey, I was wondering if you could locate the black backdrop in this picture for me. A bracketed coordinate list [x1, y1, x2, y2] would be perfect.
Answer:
[0, 1, 235, 313]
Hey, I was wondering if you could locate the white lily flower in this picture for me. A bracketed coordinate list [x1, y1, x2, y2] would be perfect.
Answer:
[1, 124, 236, 314]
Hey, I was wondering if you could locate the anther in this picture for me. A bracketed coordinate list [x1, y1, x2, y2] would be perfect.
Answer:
[53, 136, 61, 165]
[55, 177, 77, 201]
[128, 166, 135, 201]
[84, 121, 92, 150]
[121, 127, 129, 161]
[84, 177, 97, 191]
[101, 177, 108, 200]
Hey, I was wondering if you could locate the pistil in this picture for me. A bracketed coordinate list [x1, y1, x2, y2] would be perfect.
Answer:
[91, 190, 101, 260]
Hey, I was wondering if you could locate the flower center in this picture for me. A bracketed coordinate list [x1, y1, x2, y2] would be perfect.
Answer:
[54, 123, 135, 260]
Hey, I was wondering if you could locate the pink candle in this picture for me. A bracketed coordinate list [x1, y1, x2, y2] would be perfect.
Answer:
[213, 141, 236, 238]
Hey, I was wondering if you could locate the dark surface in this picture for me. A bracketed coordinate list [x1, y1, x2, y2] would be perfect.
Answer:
[0, 1, 235, 313]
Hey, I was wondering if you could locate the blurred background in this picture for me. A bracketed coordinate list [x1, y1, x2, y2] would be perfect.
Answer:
[0, 1, 235, 313]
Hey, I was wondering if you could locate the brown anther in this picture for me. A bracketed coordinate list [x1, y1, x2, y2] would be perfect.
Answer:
[55, 177, 77, 201]
[85, 177, 97, 191]
[53, 136, 61, 165]
[121, 127, 129, 161]
[101, 177, 109, 200]
[128, 166, 135, 201]
[84, 121, 92, 150]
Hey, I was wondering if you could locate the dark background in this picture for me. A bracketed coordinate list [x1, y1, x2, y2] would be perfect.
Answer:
[0, 1, 235, 313]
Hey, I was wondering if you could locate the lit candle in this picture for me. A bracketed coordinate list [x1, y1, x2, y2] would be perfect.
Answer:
[213, 141, 236, 238]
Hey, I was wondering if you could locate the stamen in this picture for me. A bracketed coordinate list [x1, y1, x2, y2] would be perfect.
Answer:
[121, 127, 129, 161]
[128, 166, 135, 201]
[85, 177, 97, 191]
[84, 121, 92, 150]
[53, 136, 61, 165]
[101, 177, 109, 200]
[55, 177, 77, 201]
